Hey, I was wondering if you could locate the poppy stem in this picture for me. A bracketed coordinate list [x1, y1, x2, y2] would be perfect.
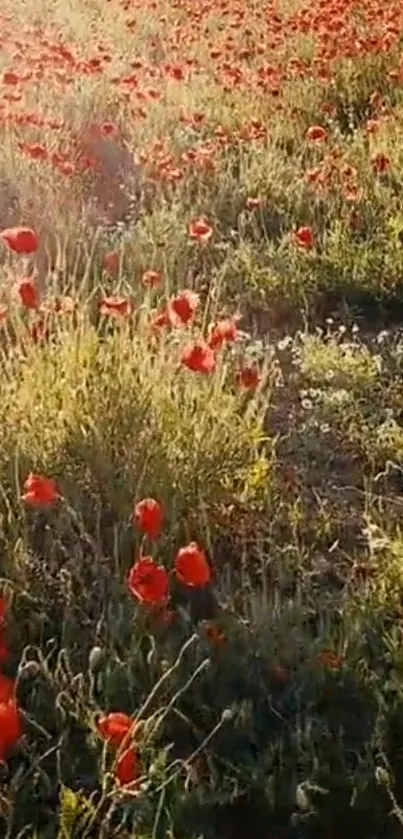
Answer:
[135, 632, 198, 724]
[144, 657, 210, 745]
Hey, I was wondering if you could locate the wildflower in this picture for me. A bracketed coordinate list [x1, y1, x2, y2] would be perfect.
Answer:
[246, 197, 262, 210]
[133, 498, 164, 540]
[371, 152, 391, 174]
[306, 125, 327, 142]
[99, 296, 133, 317]
[98, 712, 140, 787]
[18, 277, 39, 310]
[21, 473, 61, 507]
[0, 699, 22, 762]
[98, 712, 134, 746]
[208, 318, 238, 350]
[128, 556, 169, 605]
[181, 340, 216, 373]
[142, 269, 162, 288]
[102, 250, 120, 275]
[189, 217, 213, 243]
[0, 227, 39, 254]
[237, 365, 261, 390]
[149, 307, 170, 333]
[294, 226, 315, 249]
[175, 542, 211, 587]
[116, 745, 141, 785]
[168, 289, 199, 326]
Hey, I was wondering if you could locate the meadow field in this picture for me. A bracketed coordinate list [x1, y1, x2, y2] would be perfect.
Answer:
[1, 0, 403, 836]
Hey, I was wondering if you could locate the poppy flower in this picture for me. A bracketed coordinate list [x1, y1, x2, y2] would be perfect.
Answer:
[128, 556, 169, 605]
[0, 227, 39, 254]
[306, 125, 327, 142]
[99, 296, 133, 317]
[371, 152, 391, 174]
[134, 498, 164, 540]
[237, 364, 261, 390]
[21, 473, 61, 507]
[18, 277, 39, 310]
[0, 699, 22, 762]
[294, 226, 315, 249]
[98, 712, 141, 786]
[181, 340, 216, 373]
[116, 745, 141, 785]
[189, 217, 213, 244]
[168, 289, 199, 326]
[208, 318, 238, 349]
[175, 542, 211, 587]
[142, 269, 162, 288]
[98, 712, 134, 746]
[149, 307, 170, 333]
[102, 250, 120, 275]
[246, 197, 262, 210]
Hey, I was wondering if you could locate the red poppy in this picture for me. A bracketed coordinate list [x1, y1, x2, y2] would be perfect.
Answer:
[0, 699, 22, 762]
[18, 277, 39, 310]
[128, 556, 169, 605]
[99, 296, 133, 317]
[149, 307, 170, 333]
[294, 226, 315, 249]
[168, 289, 199, 326]
[0, 227, 39, 254]
[98, 712, 134, 746]
[175, 542, 211, 587]
[306, 125, 327, 142]
[134, 498, 164, 540]
[100, 121, 119, 138]
[189, 217, 213, 243]
[21, 473, 61, 507]
[142, 269, 162, 288]
[208, 318, 238, 350]
[246, 197, 262, 210]
[181, 340, 216, 373]
[102, 250, 120, 275]
[371, 152, 391, 174]
[237, 365, 261, 390]
[116, 745, 141, 785]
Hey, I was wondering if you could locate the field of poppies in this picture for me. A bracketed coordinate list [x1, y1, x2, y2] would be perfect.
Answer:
[3, 0, 403, 836]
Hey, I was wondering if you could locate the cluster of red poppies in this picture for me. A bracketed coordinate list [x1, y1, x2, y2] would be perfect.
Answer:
[0, 223, 262, 389]
[0, 601, 22, 766]
[98, 711, 140, 786]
